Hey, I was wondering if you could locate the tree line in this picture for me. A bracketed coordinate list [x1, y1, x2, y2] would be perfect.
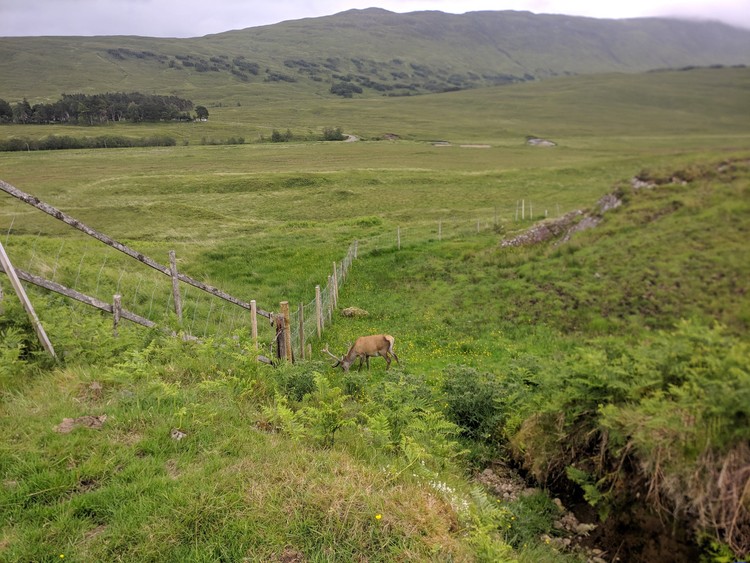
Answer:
[0, 92, 207, 125]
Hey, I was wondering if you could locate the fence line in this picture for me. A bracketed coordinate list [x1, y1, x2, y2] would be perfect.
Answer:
[0, 179, 274, 357]
[283, 240, 358, 360]
[279, 204, 543, 360]
[0, 180, 272, 320]
[2, 178, 555, 364]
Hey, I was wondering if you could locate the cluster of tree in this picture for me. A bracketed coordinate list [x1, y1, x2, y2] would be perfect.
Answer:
[271, 129, 294, 142]
[267, 127, 346, 143]
[0, 134, 177, 152]
[330, 82, 363, 98]
[322, 127, 346, 141]
[0, 93, 203, 125]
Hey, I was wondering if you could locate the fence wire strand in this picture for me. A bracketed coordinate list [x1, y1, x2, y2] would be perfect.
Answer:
[2, 191, 552, 357]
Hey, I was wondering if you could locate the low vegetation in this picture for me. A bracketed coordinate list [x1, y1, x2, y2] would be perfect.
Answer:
[1, 64, 749, 560]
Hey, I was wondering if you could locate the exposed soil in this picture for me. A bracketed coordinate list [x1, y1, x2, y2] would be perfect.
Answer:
[54, 414, 107, 433]
[477, 462, 702, 562]
[579, 500, 701, 563]
[500, 192, 622, 248]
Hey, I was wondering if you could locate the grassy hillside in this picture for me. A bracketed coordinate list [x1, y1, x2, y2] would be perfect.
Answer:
[2, 157, 748, 561]
[1, 9, 749, 102]
[326, 157, 750, 558]
[1, 51, 749, 562]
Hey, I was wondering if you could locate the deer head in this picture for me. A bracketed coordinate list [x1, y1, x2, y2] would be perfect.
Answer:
[321, 344, 343, 368]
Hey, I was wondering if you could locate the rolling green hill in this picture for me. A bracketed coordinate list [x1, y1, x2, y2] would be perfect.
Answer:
[1, 9, 749, 102]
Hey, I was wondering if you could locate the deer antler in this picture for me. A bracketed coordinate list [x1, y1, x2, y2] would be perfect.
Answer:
[321, 344, 342, 366]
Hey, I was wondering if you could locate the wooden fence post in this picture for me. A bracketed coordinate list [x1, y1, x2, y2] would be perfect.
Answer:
[397, 226, 401, 250]
[280, 301, 293, 363]
[250, 299, 258, 349]
[438, 221, 442, 241]
[298, 302, 305, 360]
[169, 250, 182, 323]
[332, 262, 338, 308]
[315, 285, 322, 338]
[327, 276, 333, 324]
[113, 294, 122, 337]
[274, 312, 285, 362]
[354, 240, 358, 260]
[0, 241, 56, 358]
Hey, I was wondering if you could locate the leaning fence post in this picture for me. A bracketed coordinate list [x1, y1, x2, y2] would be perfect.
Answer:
[315, 285, 323, 338]
[169, 250, 182, 323]
[113, 294, 122, 337]
[0, 241, 56, 358]
[280, 301, 293, 363]
[250, 299, 258, 349]
[298, 302, 305, 360]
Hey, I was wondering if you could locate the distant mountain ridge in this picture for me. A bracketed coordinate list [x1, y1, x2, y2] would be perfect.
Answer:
[1, 8, 749, 101]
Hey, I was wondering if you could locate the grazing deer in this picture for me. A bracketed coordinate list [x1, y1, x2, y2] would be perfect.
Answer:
[322, 335, 400, 372]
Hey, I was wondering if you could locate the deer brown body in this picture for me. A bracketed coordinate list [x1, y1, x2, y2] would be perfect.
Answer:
[323, 335, 399, 372]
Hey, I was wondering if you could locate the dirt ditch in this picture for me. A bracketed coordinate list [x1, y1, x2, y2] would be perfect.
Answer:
[477, 462, 701, 562]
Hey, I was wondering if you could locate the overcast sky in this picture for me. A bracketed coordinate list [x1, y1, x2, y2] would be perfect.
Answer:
[1, 0, 748, 38]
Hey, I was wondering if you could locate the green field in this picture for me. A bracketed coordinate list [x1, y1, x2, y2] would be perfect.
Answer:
[1, 67, 749, 561]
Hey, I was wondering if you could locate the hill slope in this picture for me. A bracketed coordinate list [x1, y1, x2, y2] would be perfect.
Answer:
[1, 9, 749, 102]
[1, 158, 748, 562]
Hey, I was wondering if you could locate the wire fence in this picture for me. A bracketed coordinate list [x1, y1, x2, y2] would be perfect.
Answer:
[280, 198, 560, 360]
[287, 240, 357, 359]
[2, 176, 552, 361]
[0, 180, 277, 355]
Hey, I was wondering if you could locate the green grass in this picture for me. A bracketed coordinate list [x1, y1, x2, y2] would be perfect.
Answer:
[0, 343, 476, 561]
[1, 66, 749, 561]
[2, 68, 747, 313]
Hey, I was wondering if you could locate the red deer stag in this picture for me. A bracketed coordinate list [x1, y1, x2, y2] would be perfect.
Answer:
[323, 335, 399, 372]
